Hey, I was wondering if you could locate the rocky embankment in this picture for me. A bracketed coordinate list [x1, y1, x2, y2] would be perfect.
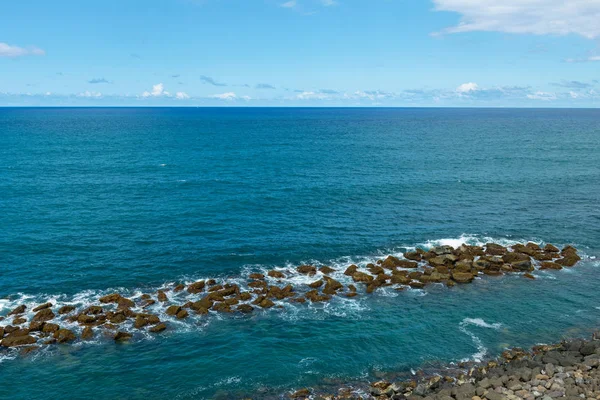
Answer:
[0, 242, 583, 354]
[291, 332, 600, 400]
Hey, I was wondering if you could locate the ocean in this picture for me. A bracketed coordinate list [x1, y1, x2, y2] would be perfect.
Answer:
[1, 107, 599, 399]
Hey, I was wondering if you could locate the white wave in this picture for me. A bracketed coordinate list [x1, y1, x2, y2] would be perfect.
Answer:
[459, 317, 503, 362]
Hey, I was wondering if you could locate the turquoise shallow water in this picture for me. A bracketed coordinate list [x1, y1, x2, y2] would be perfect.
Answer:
[1, 107, 600, 399]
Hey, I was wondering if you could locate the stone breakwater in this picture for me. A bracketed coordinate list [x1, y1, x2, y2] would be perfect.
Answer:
[0, 242, 582, 355]
[290, 331, 600, 400]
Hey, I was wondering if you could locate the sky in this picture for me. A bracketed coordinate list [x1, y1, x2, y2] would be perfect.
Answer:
[1, 0, 600, 107]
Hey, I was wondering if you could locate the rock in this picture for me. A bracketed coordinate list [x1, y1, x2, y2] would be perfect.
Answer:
[523, 273, 536, 280]
[352, 271, 374, 283]
[544, 244, 560, 253]
[173, 284, 185, 292]
[12, 317, 27, 325]
[165, 305, 182, 316]
[249, 273, 265, 280]
[1, 335, 37, 347]
[404, 251, 422, 261]
[157, 290, 168, 302]
[237, 304, 254, 313]
[319, 266, 336, 274]
[308, 280, 323, 288]
[409, 281, 426, 289]
[58, 305, 76, 314]
[176, 309, 189, 319]
[32, 308, 55, 323]
[149, 323, 167, 333]
[305, 290, 330, 302]
[511, 259, 533, 271]
[54, 329, 76, 343]
[114, 331, 132, 341]
[290, 388, 310, 398]
[297, 265, 317, 275]
[268, 270, 285, 279]
[322, 278, 343, 295]
[485, 243, 507, 255]
[42, 323, 59, 333]
[502, 252, 531, 264]
[556, 254, 581, 267]
[81, 327, 94, 340]
[540, 262, 562, 270]
[258, 298, 275, 308]
[8, 305, 26, 316]
[84, 306, 104, 315]
[99, 294, 135, 308]
[344, 265, 358, 275]
[452, 272, 475, 283]
[431, 245, 454, 255]
[32, 302, 52, 312]
[187, 281, 206, 294]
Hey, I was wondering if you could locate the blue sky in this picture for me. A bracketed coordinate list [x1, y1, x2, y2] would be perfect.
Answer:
[1, 0, 599, 107]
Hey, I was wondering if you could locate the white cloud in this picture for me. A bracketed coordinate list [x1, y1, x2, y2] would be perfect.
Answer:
[211, 92, 237, 101]
[142, 83, 170, 98]
[433, 0, 600, 39]
[175, 92, 190, 100]
[321, 0, 337, 6]
[456, 82, 479, 93]
[526, 91, 557, 101]
[566, 55, 600, 63]
[0, 42, 45, 57]
[281, 0, 296, 8]
[296, 91, 331, 100]
[78, 91, 102, 98]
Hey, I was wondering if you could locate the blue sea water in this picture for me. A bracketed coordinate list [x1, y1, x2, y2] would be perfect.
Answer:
[1, 107, 600, 399]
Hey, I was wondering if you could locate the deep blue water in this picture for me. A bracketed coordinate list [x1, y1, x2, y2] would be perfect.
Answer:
[1, 107, 600, 399]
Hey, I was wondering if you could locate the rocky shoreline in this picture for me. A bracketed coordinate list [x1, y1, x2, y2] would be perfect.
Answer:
[289, 331, 600, 400]
[0, 242, 583, 355]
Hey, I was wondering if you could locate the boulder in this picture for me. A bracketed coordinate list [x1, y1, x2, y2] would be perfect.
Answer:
[344, 264, 358, 276]
[431, 245, 454, 255]
[32, 302, 52, 312]
[452, 272, 475, 283]
[32, 308, 55, 323]
[267, 270, 285, 279]
[485, 243, 507, 255]
[409, 281, 426, 289]
[290, 388, 310, 399]
[157, 290, 168, 302]
[352, 272, 374, 283]
[556, 254, 581, 267]
[114, 331, 132, 341]
[502, 252, 530, 264]
[81, 327, 94, 340]
[540, 262, 562, 270]
[319, 266, 336, 274]
[176, 310, 189, 319]
[308, 280, 323, 288]
[322, 278, 343, 295]
[305, 290, 330, 302]
[187, 281, 206, 294]
[297, 265, 317, 275]
[84, 306, 104, 315]
[1, 335, 36, 347]
[512, 243, 537, 256]
[367, 264, 385, 275]
[544, 244, 560, 253]
[42, 323, 59, 333]
[165, 305, 182, 316]
[173, 284, 185, 292]
[149, 323, 167, 333]
[404, 251, 422, 261]
[12, 317, 26, 325]
[237, 304, 254, 313]
[58, 305, 76, 315]
[510, 259, 533, 271]
[54, 329, 76, 343]
[258, 298, 275, 308]
[8, 305, 26, 316]
[249, 273, 265, 280]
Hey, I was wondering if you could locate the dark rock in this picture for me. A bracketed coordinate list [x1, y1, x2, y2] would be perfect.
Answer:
[53, 328, 76, 343]
[352, 271, 374, 283]
[452, 272, 474, 283]
[297, 265, 317, 275]
[114, 331, 132, 341]
[290, 388, 310, 398]
[544, 244, 560, 253]
[249, 273, 265, 280]
[344, 264, 358, 275]
[267, 270, 285, 279]
[540, 262, 562, 270]
[149, 323, 167, 333]
[32, 302, 52, 312]
[157, 290, 168, 302]
[81, 327, 94, 340]
[485, 243, 507, 255]
[523, 273, 536, 280]
[42, 323, 59, 333]
[1, 335, 37, 347]
[165, 305, 182, 316]
[187, 281, 206, 294]
[404, 251, 422, 261]
[83, 306, 104, 315]
[8, 305, 26, 316]
[176, 309, 189, 319]
[32, 308, 55, 323]
[319, 266, 336, 274]
[237, 304, 254, 313]
[58, 305, 76, 315]
[173, 284, 185, 292]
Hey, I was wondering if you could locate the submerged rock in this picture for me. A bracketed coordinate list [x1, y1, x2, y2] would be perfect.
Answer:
[1, 335, 37, 347]
[114, 331, 132, 341]
[53, 329, 76, 343]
